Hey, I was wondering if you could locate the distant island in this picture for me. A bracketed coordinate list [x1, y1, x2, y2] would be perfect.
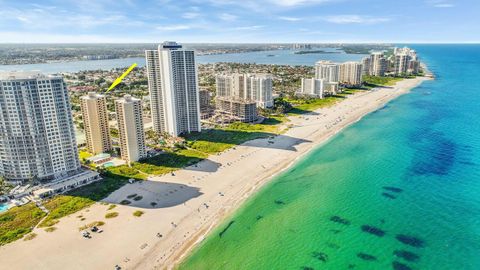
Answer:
[340, 45, 392, 54]
[294, 50, 341, 55]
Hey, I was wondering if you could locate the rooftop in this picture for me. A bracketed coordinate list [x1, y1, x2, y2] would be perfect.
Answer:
[0, 71, 62, 80]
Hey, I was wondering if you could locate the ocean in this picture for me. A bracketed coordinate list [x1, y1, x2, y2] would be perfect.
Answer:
[179, 45, 480, 270]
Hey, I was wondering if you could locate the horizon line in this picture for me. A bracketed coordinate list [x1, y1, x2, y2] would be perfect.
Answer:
[0, 42, 479, 45]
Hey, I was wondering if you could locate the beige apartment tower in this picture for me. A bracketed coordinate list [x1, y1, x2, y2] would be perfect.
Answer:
[215, 97, 258, 123]
[115, 95, 146, 163]
[369, 52, 387, 77]
[339, 62, 364, 87]
[80, 92, 111, 154]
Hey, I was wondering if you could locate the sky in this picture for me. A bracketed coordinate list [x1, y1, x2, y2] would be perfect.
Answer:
[0, 0, 478, 43]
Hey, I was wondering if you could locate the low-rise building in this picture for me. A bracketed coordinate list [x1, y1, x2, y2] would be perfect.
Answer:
[299, 78, 324, 98]
[215, 97, 258, 123]
[298, 78, 339, 97]
[33, 170, 101, 199]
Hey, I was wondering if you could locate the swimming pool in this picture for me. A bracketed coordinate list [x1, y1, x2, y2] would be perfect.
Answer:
[102, 162, 115, 168]
[0, 203, 9, 213]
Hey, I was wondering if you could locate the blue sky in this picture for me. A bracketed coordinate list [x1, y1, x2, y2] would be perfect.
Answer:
[0, 0, 478, 43]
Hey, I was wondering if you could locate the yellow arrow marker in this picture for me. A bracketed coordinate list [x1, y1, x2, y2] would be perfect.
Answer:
[106, 63, 138, 93]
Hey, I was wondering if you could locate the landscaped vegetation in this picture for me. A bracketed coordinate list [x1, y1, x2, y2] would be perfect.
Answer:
[0, 176, 13, 196]
[78, 221, 105, 231]
[363, 75, 403, 87]
[133, 210, 144, 217]
[78, 150, 92, 161]
[38, 173, 130, 227]
[23, 233, 37, 241]
[105, 212, 119, 219]
[106, 121, 288, 180]
[44, 227, 57, 233]
[0, 203, 46, 245]
[286, 96, 342, 115]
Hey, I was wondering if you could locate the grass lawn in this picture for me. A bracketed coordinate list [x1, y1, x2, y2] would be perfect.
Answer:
[226, 116, 288, 134]
[185, 129, 274, 154]
[363, 75, 403, 87]
[133, 149, 208, 174]
[107, 165, 147, 180]
[78, 150, 92, 161]
[0, 203, 47, 245]
[38, 173, 129, 227]
[286, 96, 342, 115]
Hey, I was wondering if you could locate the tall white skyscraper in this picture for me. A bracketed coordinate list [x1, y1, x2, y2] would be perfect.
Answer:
[245, 75, 273, 109]
[215, 74, 273, 109]
[115, 95, 146, 163]
[315, 60, 340, 82]
[145, 41, 201, 137]
[393, 47, 420, 75]
[0, 72, 80, 183]
[215, 74, 234, 98]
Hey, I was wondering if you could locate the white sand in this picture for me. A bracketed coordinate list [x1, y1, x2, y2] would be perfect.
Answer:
[0, 77, 430, 270]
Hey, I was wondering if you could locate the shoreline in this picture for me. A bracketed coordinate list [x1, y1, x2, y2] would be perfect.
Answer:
[167, 77, 431, 269]
[0, 76, 431, 270]
[139, 76, 431, 269]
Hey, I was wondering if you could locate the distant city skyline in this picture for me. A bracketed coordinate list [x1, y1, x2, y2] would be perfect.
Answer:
[0, 0, 478, 43]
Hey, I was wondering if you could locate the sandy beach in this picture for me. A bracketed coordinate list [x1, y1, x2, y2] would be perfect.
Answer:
[0, 77, 430, 270]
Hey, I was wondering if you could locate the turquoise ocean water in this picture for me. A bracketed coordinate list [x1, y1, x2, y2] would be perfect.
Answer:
[180, 45, 480, 270]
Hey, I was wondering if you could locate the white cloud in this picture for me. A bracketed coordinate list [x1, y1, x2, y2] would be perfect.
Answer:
[0, 7, 145, 29]
[205, 0, 335, 12]
[278, 16, 302, 21]
[434, 3, 454, 7]
[156, 24, 192, 31]
[219, 13, 237, 21]
[426, 0, 455, 8]
[324, 15, 391, 24]
[234, 25, 265, 30]
[182, 12, 201, 19]
[272, 0, 331, 7]
[0, 31, 132, 43]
